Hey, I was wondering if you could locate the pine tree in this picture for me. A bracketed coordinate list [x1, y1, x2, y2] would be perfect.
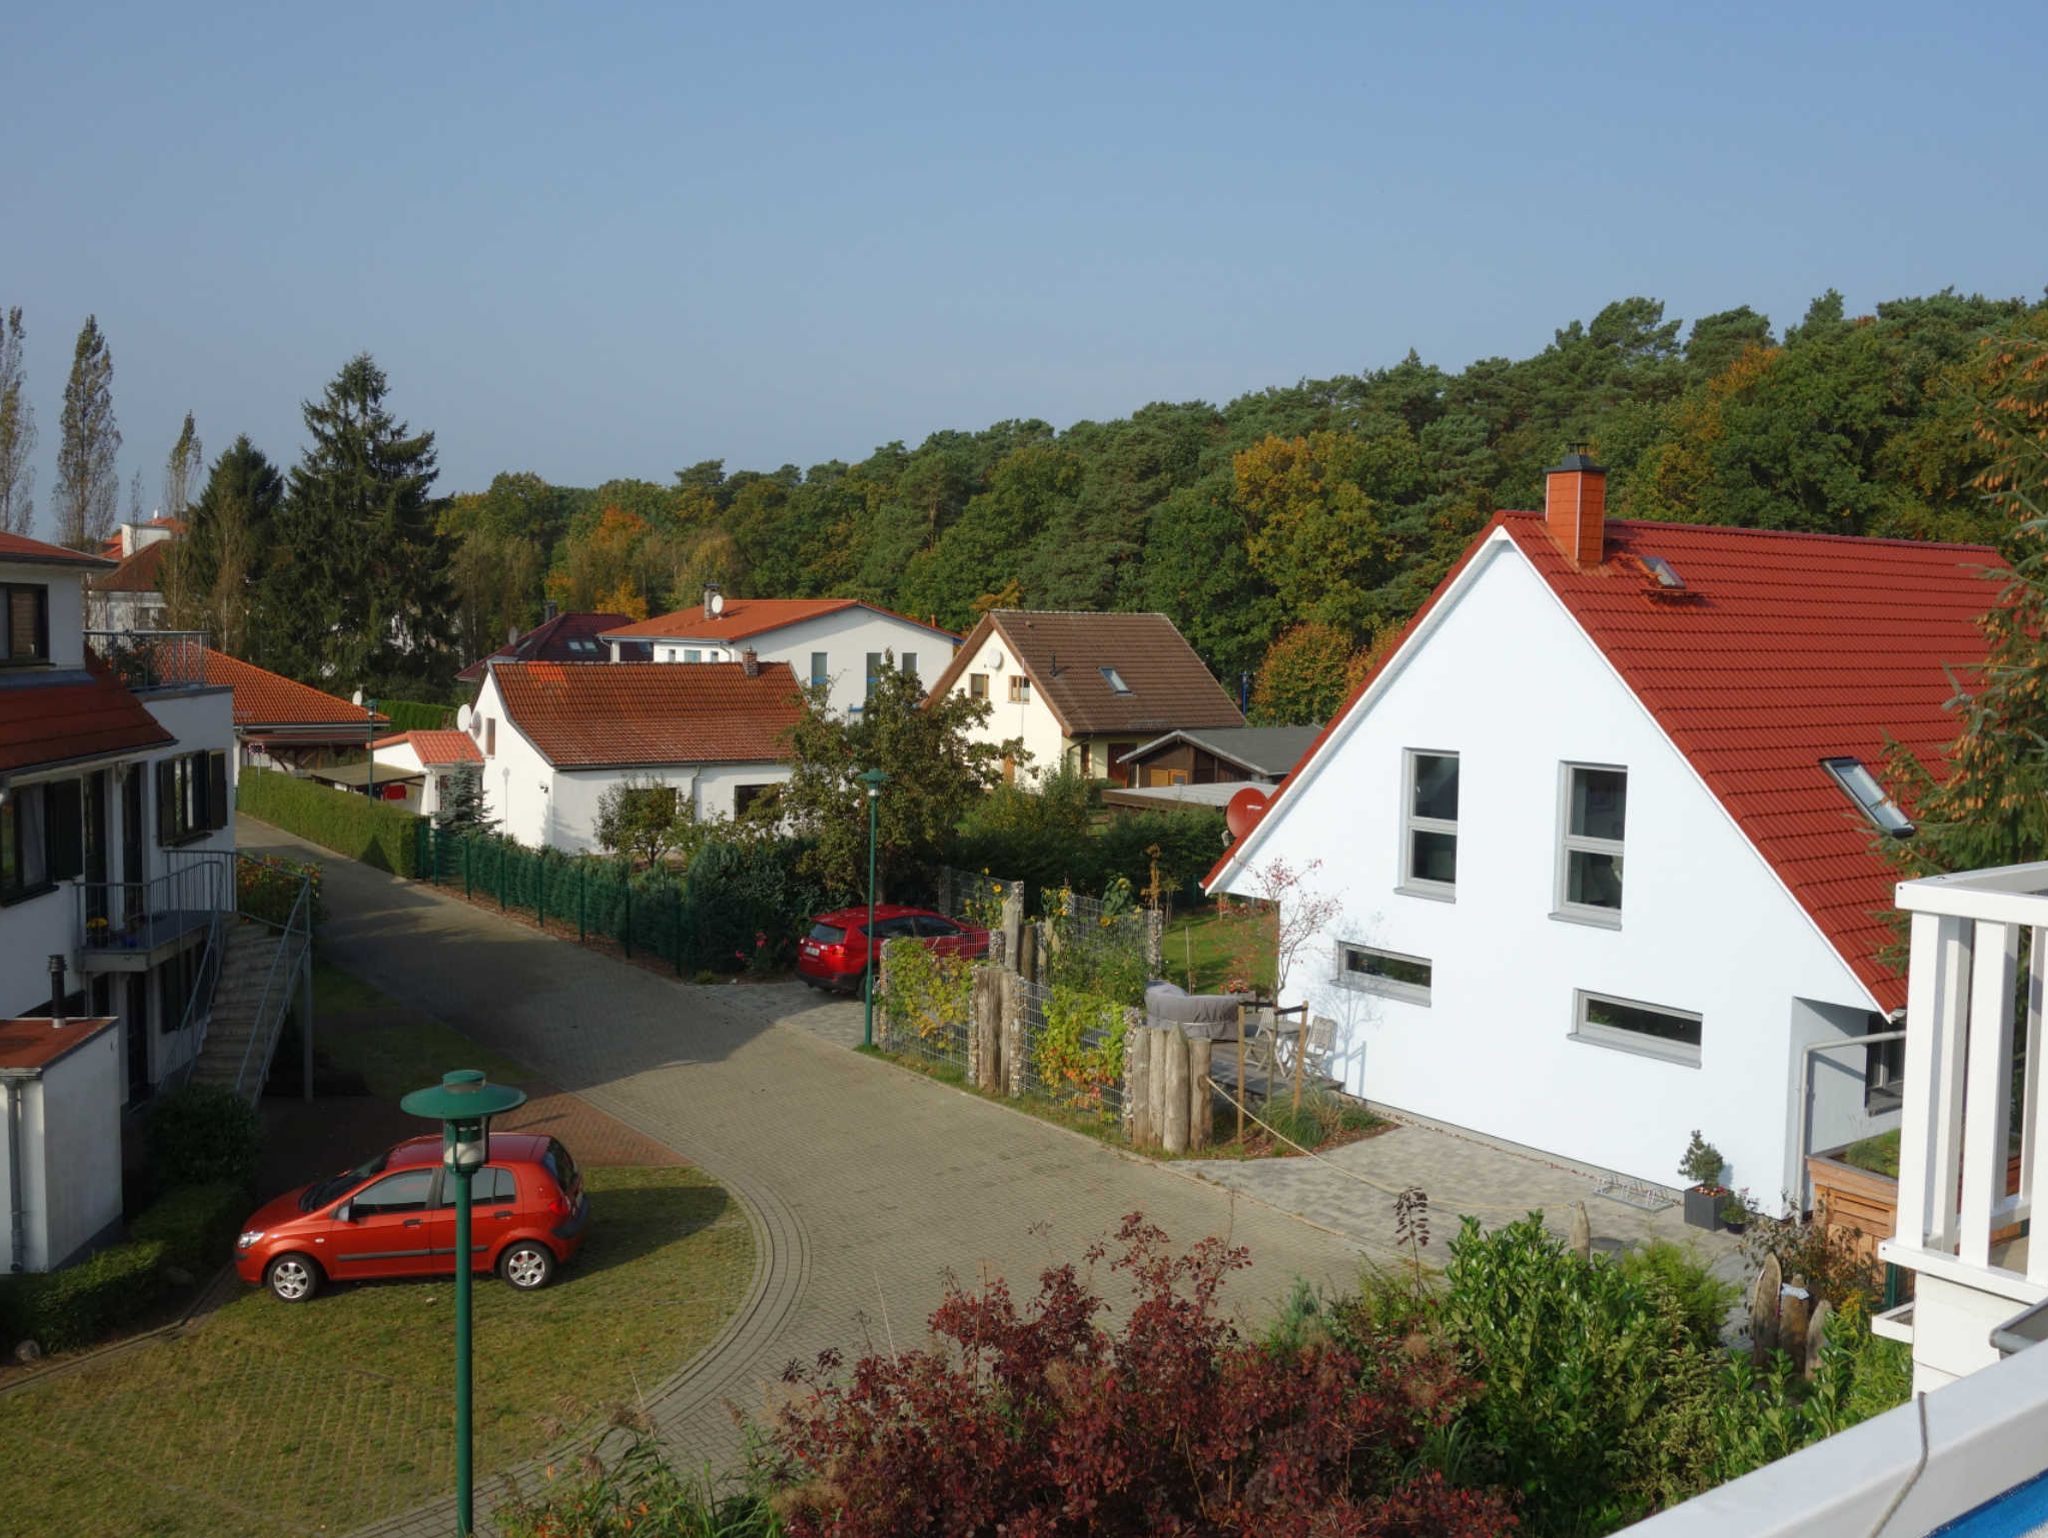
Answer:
[52, 316, 120, 550]
[164, 435, 283, 657]
[162, 412, 203, 519]
[273, 354, 453, 687]
[433, 764, 494, 835]
[0, 307, 35, 536]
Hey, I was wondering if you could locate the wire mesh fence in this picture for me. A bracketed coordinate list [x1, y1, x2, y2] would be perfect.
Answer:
[1041, 887, 1148, 1002]
[1015, 975, 1126, 1121]
[877, 936, 973, 1075]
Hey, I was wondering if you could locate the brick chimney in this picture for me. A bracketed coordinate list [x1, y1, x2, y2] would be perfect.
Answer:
[741, 647, 760, 678]
[1545, 451, 1607, 567]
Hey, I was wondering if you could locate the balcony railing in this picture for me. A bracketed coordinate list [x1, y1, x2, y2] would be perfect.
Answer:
[83, 629, 209, 692]
[1886, 862, 2048, 1293]
[76, 850, 233, 957]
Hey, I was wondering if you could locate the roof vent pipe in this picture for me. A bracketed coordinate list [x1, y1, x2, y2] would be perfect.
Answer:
[47, 956, 66, 1026]
[1545, 450, 1607, 568]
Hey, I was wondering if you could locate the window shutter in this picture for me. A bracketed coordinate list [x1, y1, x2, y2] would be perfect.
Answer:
[46, 780, 84, 882]
[207, 752, 229, 831]
[155, 759, 174, 846]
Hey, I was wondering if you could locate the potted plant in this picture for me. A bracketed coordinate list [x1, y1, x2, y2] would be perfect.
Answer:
[1678, 1129, 1729, 1231]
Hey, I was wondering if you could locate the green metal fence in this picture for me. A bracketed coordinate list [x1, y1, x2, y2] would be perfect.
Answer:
[416, 823, 692, 972]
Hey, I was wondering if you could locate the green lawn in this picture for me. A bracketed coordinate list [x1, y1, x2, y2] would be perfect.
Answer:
[308, 959, 528, 1099]
[0, 1165, 754, 1538]
[1161, 905, 1276, 995]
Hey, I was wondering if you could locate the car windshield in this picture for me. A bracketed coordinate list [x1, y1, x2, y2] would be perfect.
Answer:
[299, 1150, 390, 1211]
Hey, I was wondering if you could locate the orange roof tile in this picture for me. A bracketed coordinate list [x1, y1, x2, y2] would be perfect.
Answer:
[491, 661, 802, 767]
[1211, 514, 2002, 1013]
[0, 1017, 119, 1075]
[0, 665, 175, 774]
[90, 538, 173, 593]
[0, 531, 114, 570]
[372, 729, 481, 766]
[200, 649, 386, 731]
[601, 597, 957, 644]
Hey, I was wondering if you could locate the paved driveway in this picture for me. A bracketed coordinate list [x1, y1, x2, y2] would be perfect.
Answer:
[240, 821, 1374, 1535]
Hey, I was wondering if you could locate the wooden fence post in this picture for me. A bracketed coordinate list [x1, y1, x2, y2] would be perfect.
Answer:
[1145, 908, 1164, 977]
[1002, 971, 1026, 1097]
[1161, 1027, 1190, 1155]
[1234, 1005, 1247, 1143]
[1001, 887, 1024, 974]
[1187, 1037, 1212, 1149]
[1129, 1029, 1156, 1146]
[1018, 923, 1037, 984]
[973, 964, 1005, 1093]
[1749, 1254, 1783, 1365]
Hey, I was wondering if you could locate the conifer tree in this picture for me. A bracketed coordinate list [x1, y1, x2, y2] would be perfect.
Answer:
[273, 354, 453, 687]
[52, 316, 120, 550]
[164, 435, 283, 657]
[0, 307, 35, 536]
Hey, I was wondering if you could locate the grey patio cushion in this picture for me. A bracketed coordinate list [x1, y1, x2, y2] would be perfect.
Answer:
[1146, 986, 1259, 1040]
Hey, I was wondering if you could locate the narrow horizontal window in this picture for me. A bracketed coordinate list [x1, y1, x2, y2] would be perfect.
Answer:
[1572, 989, 1700, 1066]
[1338, 942, 1432, 1004]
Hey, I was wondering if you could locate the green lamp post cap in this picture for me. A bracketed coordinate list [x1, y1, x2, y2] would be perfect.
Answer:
[400, 1069, 527, 1122]
[858, 767, 887, 787]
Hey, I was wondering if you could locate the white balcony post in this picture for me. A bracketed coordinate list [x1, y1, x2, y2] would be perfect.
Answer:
[1897, 911, 1971, 1253]
[2025, 926, 2045, 1219]
[1960, 922, 2019, 1267]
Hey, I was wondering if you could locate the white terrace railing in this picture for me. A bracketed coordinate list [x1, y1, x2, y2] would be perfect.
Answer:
[1883, 862, 2048, 1390]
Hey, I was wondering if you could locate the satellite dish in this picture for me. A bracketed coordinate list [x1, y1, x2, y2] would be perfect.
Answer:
[456, 703, 473, 733]
[983, 647, 1004, 670]
[709, 592, 726, 617]
[1225, 785, 1270, 842]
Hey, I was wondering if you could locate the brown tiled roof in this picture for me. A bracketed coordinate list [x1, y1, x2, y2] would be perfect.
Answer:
[929, 611, 1243, 737]
[490, 661, 802, 768]
[0, 531, 115, 570]
[0, 665, 176, 774]
[201, 649, 386, 731]
[90, 539, 173, 593]
[456, 612, 643, 683]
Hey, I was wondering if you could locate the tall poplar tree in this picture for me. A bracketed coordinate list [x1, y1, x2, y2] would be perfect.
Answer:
[52, 316, 120, 550]
[0, 308, 35, 536]
[273, 354, 452, 687]
[162, 412, 203, 519]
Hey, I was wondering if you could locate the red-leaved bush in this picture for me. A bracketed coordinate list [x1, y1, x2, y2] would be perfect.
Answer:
[770, 1214, 1516, 1537]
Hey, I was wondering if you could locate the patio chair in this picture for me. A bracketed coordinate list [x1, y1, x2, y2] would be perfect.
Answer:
[1276, 1015, 1337, 1086]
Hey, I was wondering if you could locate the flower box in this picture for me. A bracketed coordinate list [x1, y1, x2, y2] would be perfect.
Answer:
[1683, 1185, 1728, 1231]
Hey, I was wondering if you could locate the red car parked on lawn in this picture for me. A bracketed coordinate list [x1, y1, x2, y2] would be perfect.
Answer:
[796, 904, 991, 992]
[234, 1132, 589, 1302]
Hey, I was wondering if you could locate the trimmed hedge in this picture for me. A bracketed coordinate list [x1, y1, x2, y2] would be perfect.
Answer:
[948, 807, 1227, 903]
[130, 1182, 249, 1274]
[237, 766, 423, 876]
[380, 697, 452, 733]
[9, 1241, 168, 1352]
[147, 1084, 265, 1189]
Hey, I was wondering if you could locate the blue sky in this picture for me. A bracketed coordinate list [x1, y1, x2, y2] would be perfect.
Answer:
[5, 1, 2044, 510]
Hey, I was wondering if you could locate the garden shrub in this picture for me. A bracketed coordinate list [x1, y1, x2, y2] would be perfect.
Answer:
[498, 1435, 781, 1537]
[20, 1240, 168, 1352]
[1738, 1202, 1882, 1309]
[236, 850, 324, 926]
[1616, 1239, 1740, 1349]
[879, 938, 973, 1050]
[1031, 983, 1125, 1112]
[677, 837, 831, 974]
[948, 803, 1226, 903]
[130, 1182, 250, 1274]
[769, 1214, 1517, 1537]
[146, 1084, 264, 1190]
[236, 766, 422, 876]
[377, 697, 452, 734]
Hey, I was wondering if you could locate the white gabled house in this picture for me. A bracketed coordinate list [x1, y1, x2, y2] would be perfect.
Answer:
[369, 730, 483, 818]
[599, 587, 958, 719]
[1207, 455, 1999, 1202]
[466, 657, 802, 853]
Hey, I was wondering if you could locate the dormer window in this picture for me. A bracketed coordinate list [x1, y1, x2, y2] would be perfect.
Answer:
[1100, 666, 1131, 695]
[1823, 758, 1914, 838]
[2, 583, 49, 664]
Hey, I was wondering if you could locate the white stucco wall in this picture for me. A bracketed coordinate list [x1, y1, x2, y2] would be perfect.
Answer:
[472, 673, 792, 854]
[0, 885, 74, 1018]
[1, 559, 89, 669]
[1216, 531, 1881, 1197]
[942, 633, 1070, 779]
[631, 608, 956, 718]
[0, 1026, 124, 1273]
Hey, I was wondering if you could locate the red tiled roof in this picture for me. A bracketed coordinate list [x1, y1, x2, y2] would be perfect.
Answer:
[200, 649, 386, 731]
[601, 597, 958, 644]
[0, 1017, 119, 1075]
[455, 612, 643, 683]
[372, 729, 481, 766]
[1210, 513, 2003, 1013]
[490, 661, 802, 767]
[0, 665, 176, 774]
[97, 517, 184, 560]
[0, 531, 115, 570]
[90, 538, 173, 593]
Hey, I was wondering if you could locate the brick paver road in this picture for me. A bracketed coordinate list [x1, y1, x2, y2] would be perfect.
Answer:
[239, 821, 1372, 1536]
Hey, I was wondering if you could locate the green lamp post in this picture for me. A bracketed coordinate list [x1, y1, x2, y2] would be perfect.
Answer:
[400, 1069, 528, 1538]
[859, 767, 887, 1048]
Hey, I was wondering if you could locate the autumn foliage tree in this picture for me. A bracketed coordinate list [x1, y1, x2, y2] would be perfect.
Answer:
[770, 1214, 1516, 1538]
[1251, 621, 1369, 725]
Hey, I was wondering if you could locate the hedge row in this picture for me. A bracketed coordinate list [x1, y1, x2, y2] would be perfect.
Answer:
[237, 766, 422, 876]
[130, 1182, 251, 1275]
[379, 697, 452, 734]
[947, 808, 1228, 903]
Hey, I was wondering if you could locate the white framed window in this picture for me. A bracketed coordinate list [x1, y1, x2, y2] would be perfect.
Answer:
[1337, 941, 1432, 1005]
[1572, 989, 1700, 1066]
[683, 648, 702, 663]
[901, 651, 918, 681]
[969, 673, 988, 699]
[1556, 763, 1626, 922]
[1400, 750, 1458, 897]
[1008, 675, 1031, 704]
[810, 651, 829, 688]
[1823, 757, 1914, 838]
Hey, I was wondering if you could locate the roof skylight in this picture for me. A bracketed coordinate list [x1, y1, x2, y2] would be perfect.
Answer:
[1640, 555, 1685, 590]
[1100, 665, 1132, 695]
[1822, 758, 1914, 838]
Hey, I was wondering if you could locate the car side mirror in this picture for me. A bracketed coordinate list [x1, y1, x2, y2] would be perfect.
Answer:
[333, 1201, 353, 1223]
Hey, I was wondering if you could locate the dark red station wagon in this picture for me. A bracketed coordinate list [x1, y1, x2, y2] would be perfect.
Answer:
[796, 904, 991, 992]
[235, 1132, 589, 1301]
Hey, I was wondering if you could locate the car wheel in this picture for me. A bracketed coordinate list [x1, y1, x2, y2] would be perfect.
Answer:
[500, 1241, 555, 1291]
[266, 1253, 321, 1302]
